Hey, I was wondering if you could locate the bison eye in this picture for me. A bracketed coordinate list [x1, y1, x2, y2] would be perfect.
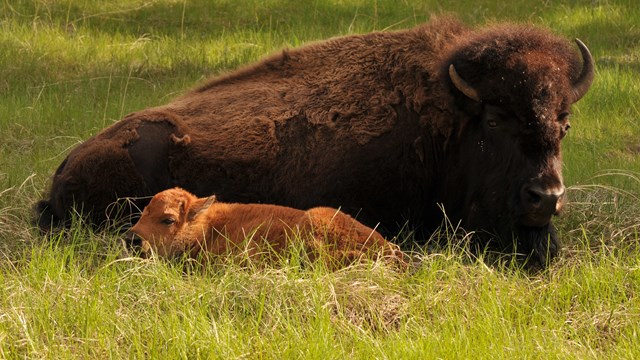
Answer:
[161, 218, 176, 226]
[488, 120, 498, 128]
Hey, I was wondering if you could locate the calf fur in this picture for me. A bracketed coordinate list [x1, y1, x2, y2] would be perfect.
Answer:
[128, 188, 408, 269]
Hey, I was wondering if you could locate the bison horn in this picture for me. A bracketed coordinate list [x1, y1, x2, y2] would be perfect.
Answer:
[571, 39, 595, 103]
[449, 64, 481, 102]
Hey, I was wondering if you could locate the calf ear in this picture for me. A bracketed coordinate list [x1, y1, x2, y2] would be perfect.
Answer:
[187, 195, 217, 221]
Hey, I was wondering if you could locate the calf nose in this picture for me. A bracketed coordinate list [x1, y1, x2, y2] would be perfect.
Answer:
[127, 231, 143, 248]
[123, 230, 150, 257]
[520, 183, 565, 225]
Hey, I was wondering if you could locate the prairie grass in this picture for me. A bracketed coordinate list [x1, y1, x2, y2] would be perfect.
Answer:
[1, 0, 639, 358]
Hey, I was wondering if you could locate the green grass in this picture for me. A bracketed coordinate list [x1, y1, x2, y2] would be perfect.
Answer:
[1, 0, 640, 358]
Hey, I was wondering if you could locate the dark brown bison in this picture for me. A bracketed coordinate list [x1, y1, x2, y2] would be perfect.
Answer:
[35, 17, 594, 268]
[128, 187, 408, 269]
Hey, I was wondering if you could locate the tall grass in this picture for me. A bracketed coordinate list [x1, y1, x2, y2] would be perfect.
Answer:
[1, 0, 639, 358]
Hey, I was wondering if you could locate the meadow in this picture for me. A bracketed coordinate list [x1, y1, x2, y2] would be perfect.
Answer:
[1, 0, 639, 358]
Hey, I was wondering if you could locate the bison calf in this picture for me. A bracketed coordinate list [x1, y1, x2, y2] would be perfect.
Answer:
[128, 188, 407, 269]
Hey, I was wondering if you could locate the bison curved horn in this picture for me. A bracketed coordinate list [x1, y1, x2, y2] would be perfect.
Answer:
[571, 39, 595, 103]
[449, 64, 481, 102]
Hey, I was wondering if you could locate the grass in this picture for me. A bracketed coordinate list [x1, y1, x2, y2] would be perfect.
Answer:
[1, 0, 639, 358]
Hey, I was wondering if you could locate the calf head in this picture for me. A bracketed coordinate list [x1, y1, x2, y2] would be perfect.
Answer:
[128, 188, 216, 258]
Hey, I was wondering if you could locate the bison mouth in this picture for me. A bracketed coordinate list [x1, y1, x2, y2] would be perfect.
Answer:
[517, 212, 555, 228]
[449, 202, 561, 269]
[469, 201, 560, 269]
[503, 182, 564, 267]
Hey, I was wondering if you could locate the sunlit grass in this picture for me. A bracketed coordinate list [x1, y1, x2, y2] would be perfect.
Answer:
[1, 194, 638, 358]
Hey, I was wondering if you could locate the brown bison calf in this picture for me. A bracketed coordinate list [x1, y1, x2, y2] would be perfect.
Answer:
[128, 188, 407, 269]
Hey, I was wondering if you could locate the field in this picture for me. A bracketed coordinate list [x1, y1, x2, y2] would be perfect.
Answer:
[1, 0, 639, 358]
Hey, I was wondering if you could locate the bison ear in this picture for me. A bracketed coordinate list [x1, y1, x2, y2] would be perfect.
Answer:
[178, 200, 189, 219]
[187, 195, 217, 221]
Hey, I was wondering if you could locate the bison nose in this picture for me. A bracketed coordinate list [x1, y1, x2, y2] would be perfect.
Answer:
[520, 183, 565, 226]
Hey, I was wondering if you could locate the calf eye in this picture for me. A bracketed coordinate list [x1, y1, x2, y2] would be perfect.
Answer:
[161, 218, 176, 225]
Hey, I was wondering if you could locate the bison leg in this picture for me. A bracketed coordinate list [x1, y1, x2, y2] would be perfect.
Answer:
[125, 121, 177, 194]
[35, 119, 184, 233]
[35, 143, 147, 232]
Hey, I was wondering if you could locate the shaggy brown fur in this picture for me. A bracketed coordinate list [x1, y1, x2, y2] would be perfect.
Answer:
[36, 16, 594, 268]
[128, 188, 408, 269]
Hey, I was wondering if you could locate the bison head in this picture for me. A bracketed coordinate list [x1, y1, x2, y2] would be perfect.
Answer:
[127, 187, 216, 258]
[441, 27, 594, 267]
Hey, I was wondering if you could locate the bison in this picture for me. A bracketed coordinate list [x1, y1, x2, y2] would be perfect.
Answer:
[128, 187, 408, 268]
[35, 17, 594, 268]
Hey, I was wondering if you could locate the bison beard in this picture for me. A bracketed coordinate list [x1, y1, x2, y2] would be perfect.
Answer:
[516, 224, 559, 269]
[34, 16, 593, 269]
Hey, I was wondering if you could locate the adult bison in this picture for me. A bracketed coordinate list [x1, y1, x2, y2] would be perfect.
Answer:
[35, 17, 594, 268]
